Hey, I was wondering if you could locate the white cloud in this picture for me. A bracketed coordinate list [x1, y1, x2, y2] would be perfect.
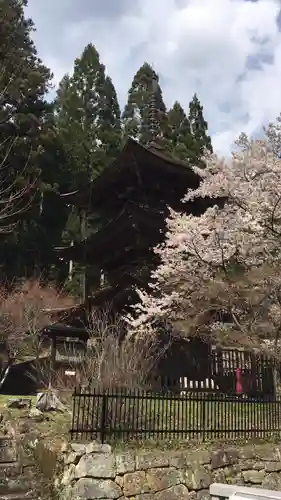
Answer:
[26, 0, 281, 156]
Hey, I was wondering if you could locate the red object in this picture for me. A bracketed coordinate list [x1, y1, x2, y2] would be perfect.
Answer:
[235, 367, 243, 394]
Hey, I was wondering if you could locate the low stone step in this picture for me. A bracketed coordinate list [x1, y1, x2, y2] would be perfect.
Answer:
[0, 477, 34, 495]
[0, 438, 13, 447]
[0, 463, 22, 479]
[0, 437, 17, 464]
[0, 446, 17, 464]
[0, 493, 33, 500]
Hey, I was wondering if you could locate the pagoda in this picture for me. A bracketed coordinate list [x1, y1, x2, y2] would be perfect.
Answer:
[56, 136, 214, 315]
[47, 109, 276, 394]
[55, 78, 218, 322]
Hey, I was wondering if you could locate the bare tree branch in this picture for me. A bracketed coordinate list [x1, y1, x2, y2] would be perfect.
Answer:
[0, 279, 76, 390]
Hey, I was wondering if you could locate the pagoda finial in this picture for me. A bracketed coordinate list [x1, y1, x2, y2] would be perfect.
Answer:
[148, 72, 159, 144]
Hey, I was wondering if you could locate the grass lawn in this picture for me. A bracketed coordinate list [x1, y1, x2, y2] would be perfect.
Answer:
[0, 393, 72, 452]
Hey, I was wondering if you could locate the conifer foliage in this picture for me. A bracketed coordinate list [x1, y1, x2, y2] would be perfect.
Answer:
[165, 95, 212, 165]
[188, 93, 213, 157]
[0, 0, 59, 280]
[122, 62, 167, 145]
[55, 43, 122, 190]
[0, 1, 214, 295]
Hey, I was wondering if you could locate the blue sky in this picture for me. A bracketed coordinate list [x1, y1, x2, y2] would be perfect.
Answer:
[25, 0, 281, 156]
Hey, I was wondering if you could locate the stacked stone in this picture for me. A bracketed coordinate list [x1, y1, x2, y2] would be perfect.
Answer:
[59, 442, 281, 500]
[0, 435, 34, 500]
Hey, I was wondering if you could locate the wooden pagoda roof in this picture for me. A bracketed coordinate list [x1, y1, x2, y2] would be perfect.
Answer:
[60, 138, 201, 210]
[56, 202, 165, 265]
[43, 269, 153, 325]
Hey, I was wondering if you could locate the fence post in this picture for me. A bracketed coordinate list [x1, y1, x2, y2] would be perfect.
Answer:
[100, 393, 108, 444]
[70, 389, 76, 441]
[200, 394, 206, 441]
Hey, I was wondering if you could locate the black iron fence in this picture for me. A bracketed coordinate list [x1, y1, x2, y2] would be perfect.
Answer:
[71, 388, 281, 442]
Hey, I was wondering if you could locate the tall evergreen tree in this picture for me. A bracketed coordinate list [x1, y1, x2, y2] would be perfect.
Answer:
[165, 96, 213, 165]
[55, 44, 122, 295]
[0, 0, 52, 179]
[122, 62, 167, 145]
[0, 0, 59, 281]
[18, 111, 71, 283]
[55, 43, 121, 191]
[188, 93, 213, 156]
[165, 101, 193, 160]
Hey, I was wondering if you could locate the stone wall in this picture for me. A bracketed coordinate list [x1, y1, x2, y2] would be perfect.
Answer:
[0, 428, 59, 500]
[59, 442, 281, 500]
[0, 435, 37, 500]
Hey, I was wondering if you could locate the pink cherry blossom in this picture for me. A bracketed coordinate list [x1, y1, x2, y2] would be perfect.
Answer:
[126, 115, 281, 350]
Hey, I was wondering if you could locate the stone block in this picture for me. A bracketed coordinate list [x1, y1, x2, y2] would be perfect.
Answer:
[211, 450, 231, 469]
[262, 472, 281, 490]
[238, 446, 255, 459]
[72, 478, 122, 499]
[0, 444, 17, 463]
[242, 470, 265, 484]
[226, 476, 245, 486]
[136, 452, 169, 470]
[64, 451, 82, 466]
[188, 450, 211, 466]
[196, 489, 211, 500]
[135, 495, 155, 500]
[225, 448, 240, 464]
[168, 453, 186, 469]
[211, 468, 225, 483]
[75, 452, 116, 479]
[155, 484, 190, 500]
[0, 477, 30, 494]
[239, 459, 255, 470]
[255, 445, 280, 461]
[85, 442, 111, 454]
[146, 467, 183, 492]
[0, 462, 22, 478]
[116, 452, 136, 474]
[123, 470, 150, 496]
[264, 461, 281, 472]
[70, 442, 86, 455]
[7, 398, 31, 409]
[115, 475, 124, 488]
[61, 464, 75, 487]
[224, 464, 241, 477]
[185, 467, 211, 490]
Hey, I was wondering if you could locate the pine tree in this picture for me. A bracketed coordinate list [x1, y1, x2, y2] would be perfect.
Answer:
[55, 43, 122, 191]
[188, 93, 213, 156]
[122, 62, 167, 145]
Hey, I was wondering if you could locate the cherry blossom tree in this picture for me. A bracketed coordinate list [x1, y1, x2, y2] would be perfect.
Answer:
[126, 115, 281, 352]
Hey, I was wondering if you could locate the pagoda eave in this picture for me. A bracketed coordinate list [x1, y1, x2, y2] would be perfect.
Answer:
[60, 138, 200, 210]
[55, 203, 165, 263]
